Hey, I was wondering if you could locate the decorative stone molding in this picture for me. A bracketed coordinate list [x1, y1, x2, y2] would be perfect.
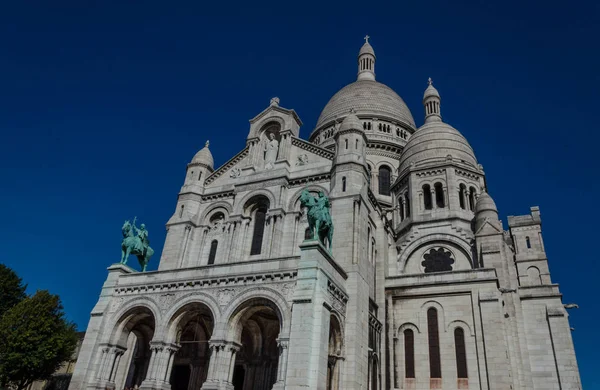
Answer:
[236, 178, 288, 193]
[291, 137, 334, 160]
[415, 168, 446, 177]
[205, 148, 249, 185]
[327, 279, 349, 316]
[201, 191, 235, 202]
[455, 168, 480, 180]
[287, 174, 331, 187]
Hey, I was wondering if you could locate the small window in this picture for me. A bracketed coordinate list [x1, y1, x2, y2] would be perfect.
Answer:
[423, 185, 432, 210]
[526, 236, 531, 249]
[428, 308, 441, 378]
[179, 205, 185, 218]
[399, 199, 405, 221]
[459, 184, 467, 210]
[454, 328, 468, 378]
[434, 182, 445, 208]
[469, 187, 476, 211]
[405, 193, 410, 217]
[198, 171, 202, 181]
[378, 166, 391, 196]
[342, 176, 347, 192]
[208, 240, 218, 265]
[304, 227, 312, 241]
[404, 329, 415, 378]
[355, 139, 359, 149]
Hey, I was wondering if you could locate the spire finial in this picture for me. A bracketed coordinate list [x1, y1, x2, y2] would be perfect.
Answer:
[364, 35, 370, 44]
[205, 140, 210, 148]
[428, 77, 433, 86]
[270, 97, 280, 107]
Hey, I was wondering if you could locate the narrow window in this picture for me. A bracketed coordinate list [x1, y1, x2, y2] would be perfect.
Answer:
[342, 176, 347, 192]
[368, 122, 371, 130]
[404, 329, 415, 378]
[399, 199, 405, 221]
[423, 185, 432, 210]
[355, 139, 359, 149]
[198, 171, 202, 181]
[378, 166, 391, 196]
[454, 328, 468, 378]
[345, 139, 348, 149]
[459, 184, 466, 209]
[434, 182, 445, 208]
[405, 193, 411, 217]
[179, 205, 184, 218]
[428, 308, 441, 378]
[207, 240, 218, 265]
[526, 236, 531, 249]
[250, 207, 267, 255]
[469, 187, 476, 211]
[364, 122, 367, 130]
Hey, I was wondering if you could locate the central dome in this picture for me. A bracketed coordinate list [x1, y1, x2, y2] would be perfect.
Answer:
[315, 80, 416, 131]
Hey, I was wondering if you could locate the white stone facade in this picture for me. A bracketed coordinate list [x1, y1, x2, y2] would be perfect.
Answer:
[69, 39, 581, 390]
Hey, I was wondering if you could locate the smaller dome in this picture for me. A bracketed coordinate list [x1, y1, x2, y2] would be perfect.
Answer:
[423, 84, 440, 101]
[339, 113, 362, 131]
[475, 192, 498, 214]
[398, 121, 477, 173]
[359, 42, 375, 57]
[191, 140, 214, 168]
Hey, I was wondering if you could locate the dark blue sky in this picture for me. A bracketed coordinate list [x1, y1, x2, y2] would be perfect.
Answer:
[1, 0, 598, 387]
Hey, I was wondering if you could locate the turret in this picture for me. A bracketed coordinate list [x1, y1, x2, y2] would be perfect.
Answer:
[331, 112, 368, 196]
[183, 140, 214, 189]
[357, 35, 376, 81]
[423, 77, 441, 123]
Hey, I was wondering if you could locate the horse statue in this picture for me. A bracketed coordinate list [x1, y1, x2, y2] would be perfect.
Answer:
[299, 188, 334, 252]
[120, 217, 154, 272]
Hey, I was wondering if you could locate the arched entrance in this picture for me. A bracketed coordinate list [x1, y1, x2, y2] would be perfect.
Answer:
[111, 307, 155, 390]
[169, 302, 214, 390]
[228, 298, 281, 390]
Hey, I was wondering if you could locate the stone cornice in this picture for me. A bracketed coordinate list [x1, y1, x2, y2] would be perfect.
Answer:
[291, 137, 334, 160]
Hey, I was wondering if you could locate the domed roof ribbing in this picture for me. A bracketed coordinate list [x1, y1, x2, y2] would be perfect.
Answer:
[313, 37, 416, 133]
[316, 81, 416, 130]
[359, 41, 375, 56]
[340, 112, 362, 131]
[423, 78, 440, 100]
[475, 191, 498, 214]
[398, 121, 477, 173]
[191, 140, 214, 168]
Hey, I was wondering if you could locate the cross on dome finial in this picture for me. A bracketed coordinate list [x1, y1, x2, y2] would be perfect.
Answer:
[364, 35, 370, 44]
[205, 140, 210, 148]
[428, 77, 433, 86]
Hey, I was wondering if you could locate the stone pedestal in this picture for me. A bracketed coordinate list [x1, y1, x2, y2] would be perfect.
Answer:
[285, 240, 342, 390]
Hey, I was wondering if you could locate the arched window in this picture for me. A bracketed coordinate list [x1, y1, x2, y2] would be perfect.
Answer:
[427, 308, 441, 378]
[378, 166, 391, 196]
[179, 204, 185, 218]
[250, 206, 268, 255]
[355, 139, 359, 149]
[342, 176, 346, 192]
[404, 329, 415, 378]
[405, 193, 411, 217]
[459, 184, 467, 209]
[208, 240, 218, 265]
[423, 185, 432, 210]
[434, 182, 445, 208]
[454, 328, 468, 378]
[469, 187, 476, 211]
[526, 236, 531, 249]
[368, 122, 371, 130]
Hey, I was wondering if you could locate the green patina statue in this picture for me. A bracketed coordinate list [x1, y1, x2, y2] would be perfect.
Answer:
[120, 217, 154, 272]
[300, 188, 334, 252]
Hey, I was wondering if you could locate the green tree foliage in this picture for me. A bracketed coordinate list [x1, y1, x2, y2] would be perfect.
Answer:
[0, 264, 27, 318]
[0, 290, 78, 390]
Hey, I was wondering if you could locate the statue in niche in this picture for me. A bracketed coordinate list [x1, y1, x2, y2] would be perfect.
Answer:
[263, 132, 279, 170]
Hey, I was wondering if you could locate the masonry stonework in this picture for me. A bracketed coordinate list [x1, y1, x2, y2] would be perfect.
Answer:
[69, 38, 581, 390]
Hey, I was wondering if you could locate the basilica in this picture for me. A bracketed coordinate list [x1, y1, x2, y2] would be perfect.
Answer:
[69, 38, 581, 390]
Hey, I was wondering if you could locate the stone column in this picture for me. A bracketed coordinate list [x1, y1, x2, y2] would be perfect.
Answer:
[272, 339, 289, 389]
[431, 189, 437, 209]
[178, 225, 192, 267]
